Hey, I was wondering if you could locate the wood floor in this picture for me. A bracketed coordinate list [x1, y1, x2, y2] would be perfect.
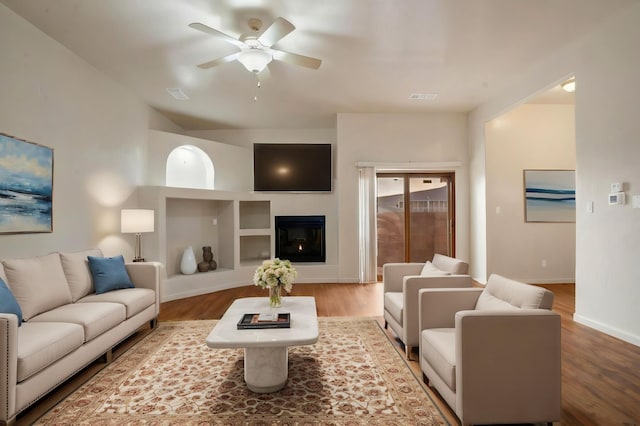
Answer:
[159, 282, 640, 426]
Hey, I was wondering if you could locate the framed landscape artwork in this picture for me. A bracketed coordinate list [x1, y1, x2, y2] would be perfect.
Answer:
[0, 133, 54, 234]
[524, 169, 575, 223]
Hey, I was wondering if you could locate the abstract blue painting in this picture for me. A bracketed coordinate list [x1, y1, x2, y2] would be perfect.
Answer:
[524, 169, 575, 223]
[0, 134, 53, 234]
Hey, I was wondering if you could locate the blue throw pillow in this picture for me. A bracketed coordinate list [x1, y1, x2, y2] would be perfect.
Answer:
[0, 277, 23, 326]
[87, 255, 134, 294]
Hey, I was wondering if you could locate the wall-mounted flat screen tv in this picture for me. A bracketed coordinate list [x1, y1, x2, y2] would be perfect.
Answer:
[253, 143, 332, 192]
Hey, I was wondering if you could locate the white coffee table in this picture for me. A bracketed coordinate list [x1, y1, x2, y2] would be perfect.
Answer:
[205, 296, 319, 393]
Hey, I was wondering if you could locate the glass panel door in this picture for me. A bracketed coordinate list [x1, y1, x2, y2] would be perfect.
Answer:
[376, 176, 406, 276]
[376, 173, 455, 277]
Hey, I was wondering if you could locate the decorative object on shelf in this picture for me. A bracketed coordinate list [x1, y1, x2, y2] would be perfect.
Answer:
[197, 246, 218, 272]
[180, 246, 197, 275]
[253, 258, 297, 308]
[121, 209, 155, 262]
[0, 133, 53, 235]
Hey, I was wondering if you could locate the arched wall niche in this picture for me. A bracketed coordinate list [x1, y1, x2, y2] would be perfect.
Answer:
[165, 145, 214, 189]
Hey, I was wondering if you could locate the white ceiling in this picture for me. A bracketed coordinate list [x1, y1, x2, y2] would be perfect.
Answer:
[2, 0, 634, 130]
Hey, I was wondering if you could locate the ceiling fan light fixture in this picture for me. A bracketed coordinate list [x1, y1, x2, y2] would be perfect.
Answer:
[561, 78, 576, 92]
[238, 48, 272, 73]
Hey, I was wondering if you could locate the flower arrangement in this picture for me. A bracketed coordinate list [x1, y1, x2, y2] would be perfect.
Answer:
[253, 258, 297, 307]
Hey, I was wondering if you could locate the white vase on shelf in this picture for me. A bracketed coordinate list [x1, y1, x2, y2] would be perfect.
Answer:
[180, 246, 197, 275]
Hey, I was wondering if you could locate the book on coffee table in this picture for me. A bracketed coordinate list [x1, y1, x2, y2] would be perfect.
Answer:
[237, 313, 291, 329]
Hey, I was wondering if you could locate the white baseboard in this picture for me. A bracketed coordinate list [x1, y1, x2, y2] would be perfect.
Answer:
[573, 313, 640, 347]
[522, 278, 575, 284]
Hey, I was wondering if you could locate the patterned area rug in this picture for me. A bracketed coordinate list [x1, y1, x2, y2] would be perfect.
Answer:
[36, 318, 448, 425]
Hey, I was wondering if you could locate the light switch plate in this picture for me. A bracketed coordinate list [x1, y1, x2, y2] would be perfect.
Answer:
[611, 182, 622, 193]
[633, 195, 640, 209]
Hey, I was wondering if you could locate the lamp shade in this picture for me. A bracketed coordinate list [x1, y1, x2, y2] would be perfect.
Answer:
[121, 209, 154, 233]
[237, 48, 272, 73]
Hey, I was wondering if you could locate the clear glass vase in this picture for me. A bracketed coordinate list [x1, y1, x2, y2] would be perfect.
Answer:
[269, 285, 282, 308]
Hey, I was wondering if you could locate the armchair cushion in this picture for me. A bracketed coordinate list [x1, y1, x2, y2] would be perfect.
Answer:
[476, 274, 554, 310]
[421, 328, 456, 390]
[432, 253, 469, 275]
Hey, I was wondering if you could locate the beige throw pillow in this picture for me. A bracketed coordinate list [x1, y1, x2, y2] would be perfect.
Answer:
[420, 261, 451, 276]
[60, 248, 103, 301]
[3, 253, 72, 321]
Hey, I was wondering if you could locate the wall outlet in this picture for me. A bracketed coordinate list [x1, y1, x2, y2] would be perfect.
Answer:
[541, 259, 547, 268]
[212, 218, 218, 225]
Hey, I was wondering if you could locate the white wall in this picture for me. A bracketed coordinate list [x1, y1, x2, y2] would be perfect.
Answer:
[485, 104, 576, 283]
[469, 2, 640, 345]
[147, 130, 252, 192]
[337, 113, 469, 282]
[187, 128, 340, 282]
[0, 4, 182, 260]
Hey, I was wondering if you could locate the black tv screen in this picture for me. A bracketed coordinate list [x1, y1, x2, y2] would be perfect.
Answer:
[253, 143, 332, 192]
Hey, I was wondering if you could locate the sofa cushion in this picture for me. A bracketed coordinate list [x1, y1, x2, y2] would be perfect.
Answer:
[2, 253, 72, 321]
[0, 277, 23, 326]
[17, 322, 84, 382]
[476, 274, 554, 311]
[30, 302, 126, 342]
[60, 248, 103, 302]
[422, 328, 457, 391]
[87, 255, 134, 294]
[420, 261, 451, 276]
[78, 288, 155, 319]
[432, 254, 469, 275]
[384, 292, 403, 325]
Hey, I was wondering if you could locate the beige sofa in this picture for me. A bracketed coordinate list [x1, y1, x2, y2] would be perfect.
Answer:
[419, 274, 561, 425]
[383, 253, 471, 359]
[0, 249, 161, 425]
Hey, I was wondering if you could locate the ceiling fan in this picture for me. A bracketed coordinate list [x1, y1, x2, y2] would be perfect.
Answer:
[189, 17, 322, 74]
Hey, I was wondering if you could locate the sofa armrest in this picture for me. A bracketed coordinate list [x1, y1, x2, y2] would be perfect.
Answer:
[382, 263, 424, 293]
[402, 275, 473, 346]
[0, 314, 19, 424]
[455, 310, 562, 424]
[419, 288, 483, 330]
[126, 262, 163, 316]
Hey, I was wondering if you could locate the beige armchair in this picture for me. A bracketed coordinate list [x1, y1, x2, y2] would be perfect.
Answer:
[383, 254, 471, 359]
[418, 274, 561, 426]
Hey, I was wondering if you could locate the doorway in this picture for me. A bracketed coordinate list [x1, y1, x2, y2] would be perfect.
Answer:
[376, 173, 455, 277]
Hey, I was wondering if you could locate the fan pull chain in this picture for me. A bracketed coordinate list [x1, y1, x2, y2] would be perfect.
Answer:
[254, 77, 261, 102]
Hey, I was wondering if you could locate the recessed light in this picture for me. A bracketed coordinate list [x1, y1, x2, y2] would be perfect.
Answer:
[166, 88, 190, 100]
[409, 93, 438, 100]
[561, 78, 575, 93]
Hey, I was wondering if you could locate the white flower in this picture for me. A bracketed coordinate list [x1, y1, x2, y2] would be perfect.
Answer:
[253, 258, 297, 293]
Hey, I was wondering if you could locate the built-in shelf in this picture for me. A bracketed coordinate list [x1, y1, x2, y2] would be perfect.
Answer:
[137, 186, 272, 301]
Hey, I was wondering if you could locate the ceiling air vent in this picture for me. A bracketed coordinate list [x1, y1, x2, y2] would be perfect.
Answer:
[408, 93, 438, 101]
[166, 88, 190, 100]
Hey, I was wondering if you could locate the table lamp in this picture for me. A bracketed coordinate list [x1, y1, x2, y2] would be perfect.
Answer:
[121, 209, 154, 262]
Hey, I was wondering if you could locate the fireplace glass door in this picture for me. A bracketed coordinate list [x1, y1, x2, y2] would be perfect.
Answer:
[376, 173, 455, 277]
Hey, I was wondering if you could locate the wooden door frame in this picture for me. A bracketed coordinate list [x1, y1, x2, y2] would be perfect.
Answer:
[376, 172, 456, 262]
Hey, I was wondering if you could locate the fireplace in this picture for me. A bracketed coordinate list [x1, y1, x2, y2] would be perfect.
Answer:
[275, 216, 326, 262]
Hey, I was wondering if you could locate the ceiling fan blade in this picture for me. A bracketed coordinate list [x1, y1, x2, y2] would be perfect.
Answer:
[197, 52, 240, 69]
[257, 17, 295, 47]
[189, 22, 245, 48]
[272, 49, 321, 69]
